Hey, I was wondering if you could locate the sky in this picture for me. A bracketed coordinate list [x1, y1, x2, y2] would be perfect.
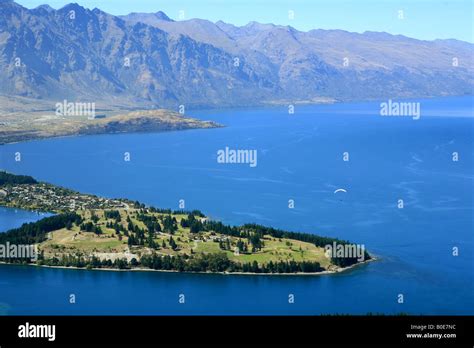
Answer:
[14, 0, 474, 42]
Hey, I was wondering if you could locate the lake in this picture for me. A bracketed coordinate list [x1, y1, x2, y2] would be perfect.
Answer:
[0, 96, 473, 315]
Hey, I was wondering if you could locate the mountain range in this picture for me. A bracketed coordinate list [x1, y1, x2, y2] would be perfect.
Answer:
[0, 0, 472, 109]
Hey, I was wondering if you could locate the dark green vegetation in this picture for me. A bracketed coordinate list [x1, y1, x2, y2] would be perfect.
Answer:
[0, 213, 82, 245]
[0, 210, 369, 273]
[0, 172, 37, 185]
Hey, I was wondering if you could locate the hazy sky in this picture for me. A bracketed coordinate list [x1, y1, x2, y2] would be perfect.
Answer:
[15, 0, 474, 42]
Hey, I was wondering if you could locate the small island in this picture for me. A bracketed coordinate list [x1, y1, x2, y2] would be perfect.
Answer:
[0, 171, 372, 274]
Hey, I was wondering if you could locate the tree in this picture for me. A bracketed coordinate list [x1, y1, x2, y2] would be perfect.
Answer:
[249, 234, 263, 252]
[163, 215, 177, 234]
[90, 213, 99, 223]
[190, 220, 203, 233]
[147, 230, 155, 248]
[94, 225, 102, 235]
[251, 261, 260, 273]
[169, 236, 178, 250]
[236, 239, 246, 253]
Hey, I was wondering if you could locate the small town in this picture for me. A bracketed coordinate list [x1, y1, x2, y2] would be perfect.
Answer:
[0, 183, 129, 212]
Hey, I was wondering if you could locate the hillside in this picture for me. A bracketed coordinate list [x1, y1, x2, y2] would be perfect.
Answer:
[0, 1, 472, 109]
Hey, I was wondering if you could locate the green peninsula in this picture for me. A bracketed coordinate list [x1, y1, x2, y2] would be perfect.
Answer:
[0, 172, 371, 274]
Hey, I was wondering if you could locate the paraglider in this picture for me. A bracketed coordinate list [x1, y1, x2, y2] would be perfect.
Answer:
[334, 188, 347, 202]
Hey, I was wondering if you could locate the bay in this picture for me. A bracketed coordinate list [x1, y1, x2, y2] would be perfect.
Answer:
[0, 96, 472, 315]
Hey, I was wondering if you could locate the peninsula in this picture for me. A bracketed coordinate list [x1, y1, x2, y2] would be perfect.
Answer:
[0, 171, 371, 274]
[0, 106, 221, 145]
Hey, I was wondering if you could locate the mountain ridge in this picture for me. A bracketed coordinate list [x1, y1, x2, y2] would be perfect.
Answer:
[1, 1, 472, 110]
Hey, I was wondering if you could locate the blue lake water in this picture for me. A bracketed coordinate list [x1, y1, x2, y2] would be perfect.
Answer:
[0, 207, 52, 232]
[0, 96, 473, 315]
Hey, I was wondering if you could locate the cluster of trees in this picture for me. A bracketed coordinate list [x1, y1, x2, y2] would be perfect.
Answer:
[242, 260, 323, 273]
[0, 171, 37, 185]
[33, 250, 324, 273]
[139, 253, 322, 273]
[180, 214, 203, 233]
[0, 213, 82, 245]
[330, 256, 362, 267]
[126, 216, 146, 246]
[135, 205, 204, 218]
[136, 212, 161, 233]
[126, 215, 174, 249]
[241, 223, 342, 248]
[248, 233, 264, 252]
[235, 239, 248, 253]
[202, 221, 370, 265]
[38, 254, 133, 270]
[89, 213, 100, 224]
[105, 221, 128, 235]
[201, 221, 263, 252]
[218, 238, 232, 251]
[140, 252, 231, 273]
[168, 236, 178, 250]
[203, 221, 240, 237]
[162, 215, 178, 234]
[140, 254, 186, 271]
[104, 210, 121, 221]
[217, 236, 261, 254]
[127, 231, 145, 246]
[79, 221, 102, 235]
[177, 209, 205, 218]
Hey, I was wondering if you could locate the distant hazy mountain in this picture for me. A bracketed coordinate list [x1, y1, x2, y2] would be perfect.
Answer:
[1, 1, 472, 109]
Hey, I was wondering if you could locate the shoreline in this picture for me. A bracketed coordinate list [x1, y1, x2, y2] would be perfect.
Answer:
[0, 204, 377, 277]
[0, 109, 223, 146]
[0, 122, 222, 146]
[3, 95, 470, 146]
[0, 257, 376, 276]
[0, 140, 376, 276]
